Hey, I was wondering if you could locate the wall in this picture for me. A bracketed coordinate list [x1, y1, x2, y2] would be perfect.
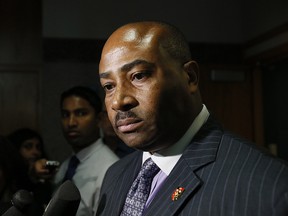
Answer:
[42, 0, 244, 43]
[43, 0, 288, 43]
[0, 0, 42, 136]
[243, 0, 288, 40]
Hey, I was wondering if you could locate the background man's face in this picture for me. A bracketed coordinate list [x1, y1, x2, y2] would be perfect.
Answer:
[61, 96, 100, 152]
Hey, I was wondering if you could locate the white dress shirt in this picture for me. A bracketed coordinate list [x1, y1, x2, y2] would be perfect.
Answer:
[54, 138, 119, 216]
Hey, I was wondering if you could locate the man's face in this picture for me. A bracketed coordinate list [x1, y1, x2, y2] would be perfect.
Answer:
[99, 26, 196, 152]
[61, 96, 100, 152]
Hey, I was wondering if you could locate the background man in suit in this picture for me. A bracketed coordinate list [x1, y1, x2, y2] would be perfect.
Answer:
[96, 21, 288, 216]
[53, 86, 119, 216]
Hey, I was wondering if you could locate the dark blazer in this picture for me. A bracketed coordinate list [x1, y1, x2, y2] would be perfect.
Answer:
[96, 118, 288, 216]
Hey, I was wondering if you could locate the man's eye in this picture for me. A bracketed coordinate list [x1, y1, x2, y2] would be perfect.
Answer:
[76, 110, 87, 116]
[61, 111, 69, 118]
[132, 71, 150, 81]
[103, 83, 114, 92]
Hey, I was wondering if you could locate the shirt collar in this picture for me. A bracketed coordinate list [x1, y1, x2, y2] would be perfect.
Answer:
[75, 138, 102, 162]
[143, 104, 209, 175]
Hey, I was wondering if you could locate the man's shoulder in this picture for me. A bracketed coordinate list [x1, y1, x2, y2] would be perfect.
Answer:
[88, 140, 119, 160]
[83, 146, 119, 172]
[217, 131, 288, 180]
[106, 151, 141, 174]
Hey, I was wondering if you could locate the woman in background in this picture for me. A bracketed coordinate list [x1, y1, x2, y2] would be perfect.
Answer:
[8, 128, 44, 171]
[0, 136, 30, 214]
[8, 128, 53, 214]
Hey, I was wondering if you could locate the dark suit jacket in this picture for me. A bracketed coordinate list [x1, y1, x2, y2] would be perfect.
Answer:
[96, 118, 288, 216]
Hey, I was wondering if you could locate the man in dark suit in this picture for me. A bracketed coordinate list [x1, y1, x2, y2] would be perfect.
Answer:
[96, 21, 288, 216]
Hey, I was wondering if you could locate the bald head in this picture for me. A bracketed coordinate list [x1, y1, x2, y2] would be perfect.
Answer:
[101, 21, 191, 64]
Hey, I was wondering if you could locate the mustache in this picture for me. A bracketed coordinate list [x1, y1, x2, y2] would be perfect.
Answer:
[115, 111, 138, 122]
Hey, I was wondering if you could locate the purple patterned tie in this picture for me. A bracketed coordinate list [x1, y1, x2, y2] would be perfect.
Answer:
[120, 158, 160, 216]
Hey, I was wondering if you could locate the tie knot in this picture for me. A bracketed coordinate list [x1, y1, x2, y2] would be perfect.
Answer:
[139, 158, 160, 180]
[70, 155, 80, 166]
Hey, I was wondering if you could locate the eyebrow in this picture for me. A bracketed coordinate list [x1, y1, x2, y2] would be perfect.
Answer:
[100, 59, 155, 79]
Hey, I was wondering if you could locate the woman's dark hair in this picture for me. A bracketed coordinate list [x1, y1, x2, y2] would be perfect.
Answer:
[0, 136, 32, 198]
[7, 128, 44, 154]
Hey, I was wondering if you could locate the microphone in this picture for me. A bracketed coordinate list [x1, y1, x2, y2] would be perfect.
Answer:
[2, 190, 34, 216]
[42, 180, 81, 216]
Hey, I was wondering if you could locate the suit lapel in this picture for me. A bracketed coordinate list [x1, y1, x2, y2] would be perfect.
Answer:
[106, 151, 143, 215]
[144, 159, 202, 216]
[144, 118, 223, 215]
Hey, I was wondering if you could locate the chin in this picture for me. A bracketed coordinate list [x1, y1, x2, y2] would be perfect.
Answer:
[122, 136, 155, 152]
[121, 137, 144, 149]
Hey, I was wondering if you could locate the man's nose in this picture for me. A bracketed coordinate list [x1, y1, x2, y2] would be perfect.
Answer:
[68, 115, 78, 127]
[111, 84, 138, 111]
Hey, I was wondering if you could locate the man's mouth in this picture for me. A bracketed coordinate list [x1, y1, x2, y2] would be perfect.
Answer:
[116, 118, 142, 133]
[66, 131, 80, 138]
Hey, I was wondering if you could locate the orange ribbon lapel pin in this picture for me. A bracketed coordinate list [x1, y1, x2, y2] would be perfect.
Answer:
[171, 187, 185, 201]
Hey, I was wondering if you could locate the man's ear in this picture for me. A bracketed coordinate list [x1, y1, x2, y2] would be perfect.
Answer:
[183, 60, 199, 93]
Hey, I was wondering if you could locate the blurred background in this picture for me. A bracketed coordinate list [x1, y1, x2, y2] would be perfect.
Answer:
[0, 0, 288, 162]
